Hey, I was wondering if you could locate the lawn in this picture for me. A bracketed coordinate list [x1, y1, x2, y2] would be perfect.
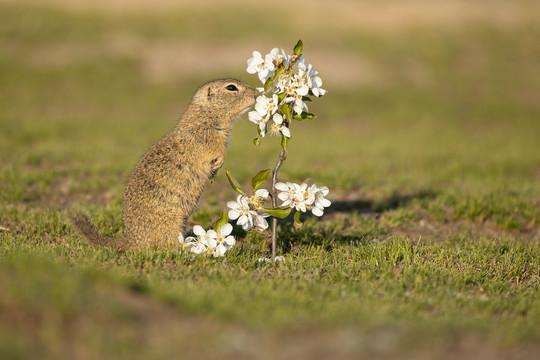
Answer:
[1, 1, 539, 359]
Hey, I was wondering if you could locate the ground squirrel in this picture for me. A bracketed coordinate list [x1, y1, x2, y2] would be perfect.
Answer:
[71, 78, 257, 249]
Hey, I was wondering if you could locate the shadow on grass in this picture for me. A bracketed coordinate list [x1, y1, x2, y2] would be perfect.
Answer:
[268, 189, 440, 252]
[326, 189, 439, 215]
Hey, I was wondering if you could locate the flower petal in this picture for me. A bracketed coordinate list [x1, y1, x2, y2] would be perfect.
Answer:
[248, 111, 262, 123]
[227, 201, 241, 210]
[318, 198, 331, 207]
[207, 238, 218, 248]
[237, 215, 249, 227]
[189, 242, 206, 254]
[311, 207, 324, 217]
[317, 186, 329, 196]
[220, 223, 233, 236]
[255, 189, 269, 199]
[255, 215, 269, 230]
[214, 244, 227, 257]
[193, 225, 205, 237]
[281, 199, 293, 208]
[224, 235, 236, 246]
[278, 192, 290, 201]
[273, 114, 283, 126]
[228, 209, 241, 220]
[259, 122, 267, 137]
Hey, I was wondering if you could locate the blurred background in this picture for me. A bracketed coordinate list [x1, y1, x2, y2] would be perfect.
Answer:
[1, 0, 540, 359]
[4, 0, 540, 236]
[0, 0, 540, 242]
[2, 0, 539, 233]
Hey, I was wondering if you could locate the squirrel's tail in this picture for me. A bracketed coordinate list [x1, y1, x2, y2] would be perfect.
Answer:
[70, 211, 128, 250]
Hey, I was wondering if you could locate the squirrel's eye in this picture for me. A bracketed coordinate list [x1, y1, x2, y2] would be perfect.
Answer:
[225, 84, 238, 91]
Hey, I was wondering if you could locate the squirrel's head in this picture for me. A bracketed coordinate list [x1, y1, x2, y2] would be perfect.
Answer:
[191, 79, 257, 125]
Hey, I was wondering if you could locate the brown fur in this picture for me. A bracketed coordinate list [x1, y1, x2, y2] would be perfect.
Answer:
[71, 79, 257, 249]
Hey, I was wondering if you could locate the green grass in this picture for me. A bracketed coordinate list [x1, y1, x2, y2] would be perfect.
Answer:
[1, 2, 539, 358]
[1, 232, 539, 358]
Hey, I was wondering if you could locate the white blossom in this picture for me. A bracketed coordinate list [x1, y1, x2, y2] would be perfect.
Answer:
[227, 195, 269, 231]
[296, 183, 316, 206]
[246, 44, 327, 143]
[290, 74, 310, 97]
[253, 212, 270, 230]
[254, 94, 280, 120]
[248, 94, 281, 137]
[178, 233, 190, 244]
[187, 240, 207, 255]
[270, 48, 289, 69]
[248, 188, 270, 213]
[275, 182, 331, 215]
[178, 224, 237, 257]
[246, 51, 276, 83]
[311, 185, 331, 216]
[178, 233, 196, 248]
[254, 188, 270, 199]
[290, 183, 310, 212]
[269, 114, 291, 138]
[276, 182, 309, 212]
[248, 110, 267, 137]
[293, 98, 308, 115]
[206, 223, 236, 257]
[298, 61, 326, 97]
[284, 95, 308, 116]
[273, 73, 291, 94]
[179, 228, 209, 255]
[179, 233, 207, 254]
[281, 73, 310, 115]
[192, 225, 213, 245]
[275, 182, 296, 203]
[309, 74, 326, 97]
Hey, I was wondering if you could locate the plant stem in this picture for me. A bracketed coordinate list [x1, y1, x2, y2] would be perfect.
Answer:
[270, 147, 287, 257]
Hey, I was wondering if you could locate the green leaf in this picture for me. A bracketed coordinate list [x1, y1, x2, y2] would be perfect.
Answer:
[274, 67, 286, 78]
[293, 40, 303, 56]
[213, 210, 228, 232]
[281, 103, 292, 122]
[293, 112, 315, 121]
[259, 239, 266, 253]
[226, 169, 244, 195]
[277, 92, 287, 102]
[264, 75, 275, 92]
[264, 207, 292, 219]
[253, 136, 261, 146]
[252, 169, 271, 190]
[281, 134, 289, 151]
[294, 211, 303, 229]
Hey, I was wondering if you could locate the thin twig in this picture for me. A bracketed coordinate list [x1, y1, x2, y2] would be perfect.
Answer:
[271, 147, 287, 257]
